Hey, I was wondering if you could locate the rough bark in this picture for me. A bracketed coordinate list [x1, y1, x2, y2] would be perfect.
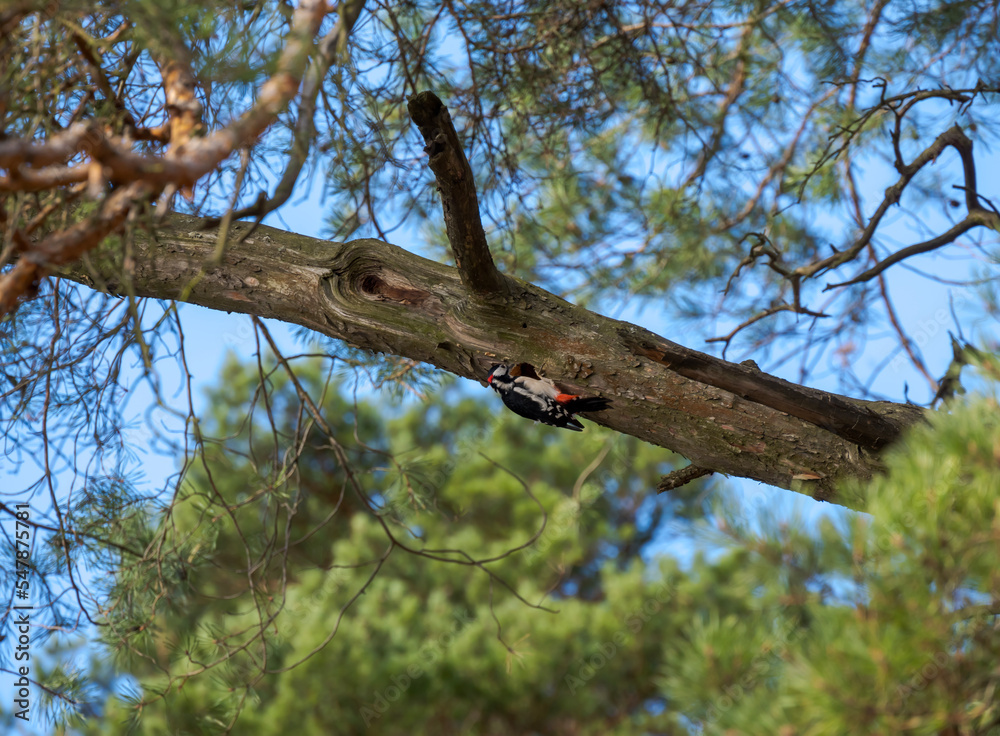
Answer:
[59, 213, 926, 510]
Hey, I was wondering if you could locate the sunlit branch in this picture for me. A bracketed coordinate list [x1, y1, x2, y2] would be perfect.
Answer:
[0, 0, 333, 316]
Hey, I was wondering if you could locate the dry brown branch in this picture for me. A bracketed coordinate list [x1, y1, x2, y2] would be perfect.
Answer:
[0, 179, 152, 313]
[657, 465, 713, 493]
[826, 216, 989, 290]
[825, 126, 999, 290]
[706, 303, 828, 356]
[0, 122, 98, 168]
[797, 125, 978, 281]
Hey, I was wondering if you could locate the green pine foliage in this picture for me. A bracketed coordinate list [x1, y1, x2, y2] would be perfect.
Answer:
[661, 392, 1000, 735]
[63, 355, 1000, 735]
[68, 356, 685, 734]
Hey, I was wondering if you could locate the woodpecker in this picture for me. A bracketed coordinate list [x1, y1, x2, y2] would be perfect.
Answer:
[487, 363, 610, 431]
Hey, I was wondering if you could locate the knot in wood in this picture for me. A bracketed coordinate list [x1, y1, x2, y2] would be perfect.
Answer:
[357, 271, 431, 306]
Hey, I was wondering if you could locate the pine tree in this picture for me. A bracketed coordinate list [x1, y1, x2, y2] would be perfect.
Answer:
[1, 1, 998, 731]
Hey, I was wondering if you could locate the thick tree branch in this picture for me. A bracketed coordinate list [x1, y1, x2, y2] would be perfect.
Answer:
[57, 213, 926, 509]
[406, 91, 507, 296]
[0, 164, 89, 192]
[0, 122, 99, 168]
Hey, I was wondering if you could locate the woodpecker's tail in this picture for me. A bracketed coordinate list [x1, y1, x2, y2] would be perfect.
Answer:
[563, 396, 611, 414]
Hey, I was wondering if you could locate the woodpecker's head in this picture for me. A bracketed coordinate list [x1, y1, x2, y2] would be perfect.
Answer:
[487, 363, 512, 389]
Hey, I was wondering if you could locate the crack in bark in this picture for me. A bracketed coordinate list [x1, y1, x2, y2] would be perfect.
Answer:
[628, 335, 909, 450]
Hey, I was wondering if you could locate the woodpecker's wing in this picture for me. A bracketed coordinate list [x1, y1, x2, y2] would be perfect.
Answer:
[510, 363, 582, 398]
[513, 365, 609, 412]
[516, 370, 609, 408]
[498, 389, 585, 431]
[511, 374, 561, 399]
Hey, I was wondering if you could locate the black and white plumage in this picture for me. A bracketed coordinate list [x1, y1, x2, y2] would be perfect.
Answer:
[487, 363, 610, 431]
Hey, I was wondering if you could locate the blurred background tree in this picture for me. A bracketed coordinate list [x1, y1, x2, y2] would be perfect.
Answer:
[36, 355, 1000, 735]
